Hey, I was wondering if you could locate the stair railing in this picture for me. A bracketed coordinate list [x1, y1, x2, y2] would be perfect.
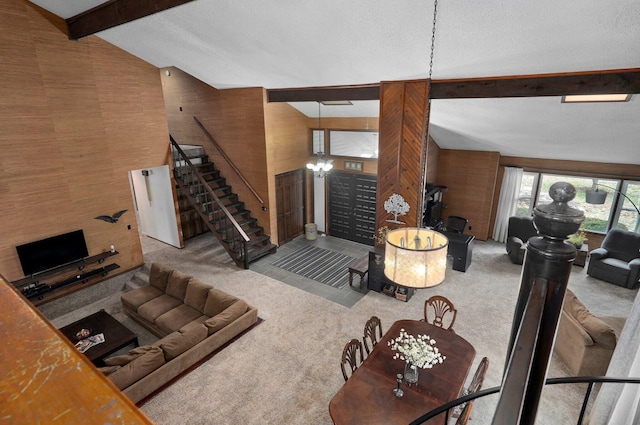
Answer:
[193, 116, 264, 205]
[410, 376, 640, 425]
[170, 136, 249, 263]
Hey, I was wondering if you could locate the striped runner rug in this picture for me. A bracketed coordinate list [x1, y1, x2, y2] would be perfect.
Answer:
[271, 245, 355, 289]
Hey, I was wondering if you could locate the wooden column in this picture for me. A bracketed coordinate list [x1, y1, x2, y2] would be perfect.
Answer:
[376, 80, 430, 230]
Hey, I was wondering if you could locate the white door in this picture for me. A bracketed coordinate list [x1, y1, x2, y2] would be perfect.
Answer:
[129, 165, 181, 248]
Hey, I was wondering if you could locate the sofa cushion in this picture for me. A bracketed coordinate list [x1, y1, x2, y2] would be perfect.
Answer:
[184, 279, 212, 313]
[149, 262, 173, 291]
[204, 300, 249, 335]
[179, 315, 208, 333]
[98, 365, 121, 375]
[107, 346, 165, 390]
[138, 294, 183, 323]
[158, 324, 208, 361]
[165, 269, 191, 300]
[104, 345, 159, 366]
[155, 304, 203, 335]
[564, 290, 617, 348]
[203, 287, 239, 317]
[121, 285, 164, 312]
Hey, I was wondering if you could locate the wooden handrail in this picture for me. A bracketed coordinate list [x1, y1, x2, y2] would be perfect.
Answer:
[170, 137, 250, 243]
[193, 116, 264, 204]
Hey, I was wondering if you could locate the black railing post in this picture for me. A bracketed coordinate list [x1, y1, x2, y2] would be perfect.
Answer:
[495, 182, 584, 425]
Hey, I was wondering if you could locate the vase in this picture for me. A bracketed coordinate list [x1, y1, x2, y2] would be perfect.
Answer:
[404, 362, 419, 385]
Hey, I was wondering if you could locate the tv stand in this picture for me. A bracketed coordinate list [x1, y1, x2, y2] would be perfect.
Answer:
[11, 251, 120, 305]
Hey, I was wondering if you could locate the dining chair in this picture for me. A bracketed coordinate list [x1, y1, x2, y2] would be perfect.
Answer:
[453, 357, 489, 425]
[424, 295, 457, 331]
[362, 316, 383, 355]
[341, 338, 364, 381]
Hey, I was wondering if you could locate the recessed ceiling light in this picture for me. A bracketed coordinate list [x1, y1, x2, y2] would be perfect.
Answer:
[320, 100, 353, 105]
[562, 94, 631, 103]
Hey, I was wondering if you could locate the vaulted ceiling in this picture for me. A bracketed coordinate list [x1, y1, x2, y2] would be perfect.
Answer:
[30, 0, 640, 164]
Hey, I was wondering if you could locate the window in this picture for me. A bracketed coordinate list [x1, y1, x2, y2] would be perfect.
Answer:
[517, 173, 638, 234]
[516, 172, 539, 216]
[612, 180, 640, 233]
[329, 130, 379, 158]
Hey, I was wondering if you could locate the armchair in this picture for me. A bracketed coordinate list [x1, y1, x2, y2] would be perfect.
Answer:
[587, 228, 640, 288]
[506, 216, 538, 265]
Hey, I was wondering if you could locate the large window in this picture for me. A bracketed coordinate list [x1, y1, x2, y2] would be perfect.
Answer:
[517, 173, 639, 234]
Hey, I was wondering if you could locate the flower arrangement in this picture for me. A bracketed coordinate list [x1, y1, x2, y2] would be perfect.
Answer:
[387, 328, 446, 369]
[375, 226, 391, 246]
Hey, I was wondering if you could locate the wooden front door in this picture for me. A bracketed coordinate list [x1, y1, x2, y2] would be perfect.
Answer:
[328, 171, 377, 245]
[276, 169, 305, 245]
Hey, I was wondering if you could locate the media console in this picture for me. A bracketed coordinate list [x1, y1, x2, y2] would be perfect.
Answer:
[11, 251, 120, 305]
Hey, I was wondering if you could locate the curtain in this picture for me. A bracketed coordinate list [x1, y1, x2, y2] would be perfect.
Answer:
[492, 167, 523, 243]
[589, 289, 640, 425]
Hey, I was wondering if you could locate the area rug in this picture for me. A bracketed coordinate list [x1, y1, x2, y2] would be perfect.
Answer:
[271, 245, 354, 289]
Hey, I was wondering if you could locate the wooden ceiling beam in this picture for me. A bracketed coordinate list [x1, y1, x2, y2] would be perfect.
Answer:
[430, 68, 640, 99]
[266, 69, 640, 102]
[66, 0, 196, 40]
[266, 84, 381, 103]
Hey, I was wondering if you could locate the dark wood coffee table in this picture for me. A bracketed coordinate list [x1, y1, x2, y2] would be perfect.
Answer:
[59, 309, 138, 365]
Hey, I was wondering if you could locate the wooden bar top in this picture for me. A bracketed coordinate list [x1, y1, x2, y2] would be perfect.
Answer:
[0, 275, 154, 425]
[329, 319, 476, 425]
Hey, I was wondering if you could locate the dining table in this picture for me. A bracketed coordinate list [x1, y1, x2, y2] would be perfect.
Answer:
[329, 319, 476, 425]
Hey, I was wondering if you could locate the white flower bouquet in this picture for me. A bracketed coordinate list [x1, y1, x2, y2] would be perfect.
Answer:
[387, 328, 446, 369]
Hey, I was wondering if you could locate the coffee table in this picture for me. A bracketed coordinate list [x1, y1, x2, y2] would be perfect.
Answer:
[59, 309, 138, 365]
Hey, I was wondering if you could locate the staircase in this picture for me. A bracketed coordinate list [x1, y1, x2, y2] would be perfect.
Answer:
[171, 138, 277, 269]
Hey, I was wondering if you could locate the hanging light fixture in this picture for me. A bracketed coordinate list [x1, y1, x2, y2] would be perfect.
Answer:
[383, 1, 447, 289]
[384, 227, 448, 288]
[306, 102, 334, 178]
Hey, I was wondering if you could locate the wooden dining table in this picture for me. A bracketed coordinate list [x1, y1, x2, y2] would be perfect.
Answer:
[329, 319, 476, 425]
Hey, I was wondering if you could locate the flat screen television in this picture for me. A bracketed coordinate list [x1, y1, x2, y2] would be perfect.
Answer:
[16, 230, 89, 276]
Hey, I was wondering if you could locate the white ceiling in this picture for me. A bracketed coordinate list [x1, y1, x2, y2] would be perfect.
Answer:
[30, 0, 640, 164]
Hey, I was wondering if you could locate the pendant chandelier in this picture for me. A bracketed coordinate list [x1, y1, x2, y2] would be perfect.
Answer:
[306, 102, 333, 178]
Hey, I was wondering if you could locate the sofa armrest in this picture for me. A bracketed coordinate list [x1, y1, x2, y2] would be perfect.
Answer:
[558, 311, 594, 347]
[629, 258, 640, 286]
[588, 247, 609, 262]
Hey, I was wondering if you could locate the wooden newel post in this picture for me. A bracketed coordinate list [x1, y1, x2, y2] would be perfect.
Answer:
[494, 182, 584, 425]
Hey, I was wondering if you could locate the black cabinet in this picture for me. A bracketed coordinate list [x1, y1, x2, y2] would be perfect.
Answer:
[367, 247, 414, 302]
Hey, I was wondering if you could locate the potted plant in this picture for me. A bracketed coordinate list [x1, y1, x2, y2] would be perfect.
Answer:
[567, 229, 588, 249]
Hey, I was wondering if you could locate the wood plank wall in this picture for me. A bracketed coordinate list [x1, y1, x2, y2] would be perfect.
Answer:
[0, 0, 170, 283]
[377, 80, 430, 230]
[436, 150, 500, 240]
[160, 67, 273, 240]
[492, 156, 640, 248]
[263, 98, 311, 244]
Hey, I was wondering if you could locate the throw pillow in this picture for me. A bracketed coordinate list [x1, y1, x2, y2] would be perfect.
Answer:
[104, 345, 158, 366]
[158, 324, 208, 361]
[165, 269, 191, 300]
[204, 300, 248, 335]
[107, 346, 165, 390]
[184, 279, 212, 313]
[149, 263, 173, 291]
[203, 287, 239, 317]
[98, 365, 121, 375]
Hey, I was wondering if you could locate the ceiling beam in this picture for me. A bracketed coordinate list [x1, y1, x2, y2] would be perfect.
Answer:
[430, 68, 640, 99]
[66, 0, 196, 40]
[266, 84, 381, 103]
[266, 69, 640, 102]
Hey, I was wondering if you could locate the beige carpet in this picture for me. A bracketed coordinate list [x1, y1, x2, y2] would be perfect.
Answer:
[43, 234, 638, 425]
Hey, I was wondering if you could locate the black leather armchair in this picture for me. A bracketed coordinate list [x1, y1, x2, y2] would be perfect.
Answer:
[506, 216, 538, 265]
[587, 228, 640, 288]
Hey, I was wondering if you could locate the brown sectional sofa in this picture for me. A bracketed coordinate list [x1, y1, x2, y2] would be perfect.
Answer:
[554, 289, 625, 376]
[100, 263, 258, 403]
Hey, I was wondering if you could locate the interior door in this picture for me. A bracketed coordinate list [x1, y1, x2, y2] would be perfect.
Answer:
[328, 171, 377, 245]
[276, 169, 305, 245]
